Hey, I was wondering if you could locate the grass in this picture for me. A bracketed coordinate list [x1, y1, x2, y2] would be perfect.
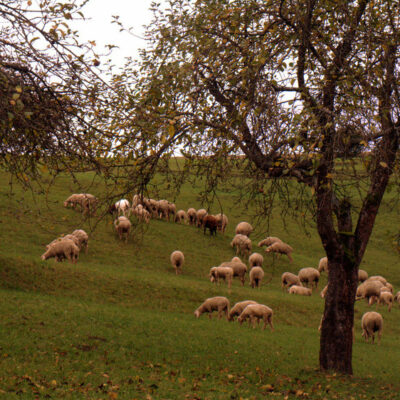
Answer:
[0, 169, 399, 399]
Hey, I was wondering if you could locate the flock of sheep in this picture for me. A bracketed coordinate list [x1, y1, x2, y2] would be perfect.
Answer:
[41, 192, 396, 344]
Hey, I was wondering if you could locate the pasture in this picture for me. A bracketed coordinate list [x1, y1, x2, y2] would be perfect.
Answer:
[0, 169, 399, 399]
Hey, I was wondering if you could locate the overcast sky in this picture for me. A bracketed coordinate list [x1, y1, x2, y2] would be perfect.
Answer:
[75, 1, 162, 66]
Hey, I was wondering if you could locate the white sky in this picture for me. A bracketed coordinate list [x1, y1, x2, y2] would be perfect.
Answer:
[75, 1, 163, 66]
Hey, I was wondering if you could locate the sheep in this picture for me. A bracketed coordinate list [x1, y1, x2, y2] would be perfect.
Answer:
[133, 205, 151, 223]
[227, 300, 258, 322]
[231, 256, 241, 263]
[215, 213, 228, 234]
[158, 199, 170, 220]
[230, 234, 252, 257]
[168, 202, 176, 221]
[47, 234, 80, 250]
[361, 311, 383, 344]
[114, 216, 131, 243]
[80, 193, 98, 216]
[41, 239, 79, 264]
[384, 282, 394, 293]
[356, 280, 385, 305]
[298, 267, 320, 289]
[148, 199, 159, 218]
[170, 250, 184, 275]
[257, 237, 283, 247]
[289, 285, 312, 296]
[358, 269, 368, 282]
[175, 210, 188, 224]
[237, 304, 274, 331]
[194, 296, 230, 319]
[225, 260, 247, 286]
[209, 266, 233, 289]
[115, 199, 131, 217]
[235, 221, 253, 237]
[379, 291, 393, 312]
[196, 208, 208, 227]
[248, 252, 264, 268]
[281, 272, 301, 290]
[317, 257, 328, 273]
[63, 193, 84, 209]
[265, 241, 293, 263]
[203, 215, 218, 235]
[71, 229, 89, 253]
[187, 208, 197, 226]
[320, 285, 328, 298]
[394, 292, 400, 305]
[249, 266, 264, 288]
[366, 275, 387, 285]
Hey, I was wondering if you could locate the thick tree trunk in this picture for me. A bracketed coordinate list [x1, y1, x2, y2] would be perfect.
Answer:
[319, 257, 358, 374]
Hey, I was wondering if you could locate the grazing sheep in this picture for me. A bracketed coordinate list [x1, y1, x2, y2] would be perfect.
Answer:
[281, 272, 301, 290]
[361, 311, 383, 344]
[230, 234, 252, 257]
[358, 269, 368, 282]
[248, 252, 264, 268]
[187, 208, 197, 226]
[249, 266, 264, 288]
[320, 285, 328, 298]
[317, 257, 328, 273]
[356, 280, 385, 305]
[366, 275, 387, 285]
[63, 193, 84, 209]
[257, 237, 283, 247]
[41, 239, 79, 264]
[133, 204, 151, 223]
[231, 256, 241, 263]
[168, 202, 176, 221]
[215, 213, 228, 234]
[227, 300, 258, 322]
[114, 216, 131, 243]
[115, 199, 131, 217]
[196, 209, 208, 227]
[209, 266, 234, 288]
[203, 215, 218, 235]
[175, 210, 188, 224]
[227, 260, 247, 286]
[47, 234, 80, 250]
[235, 221, 253, 237]
[194, 297, 230, 319]
[80, 193, 98, 216]
[71, 229, 89, 253]
[170, 250, 185, 275]
[158, 199, 170, 220]
[148, 199, 159, 218]
[237, 304, 274, 331]
[289, 285, 312, 296]
[394, 292, 400, 305]
[265, 242, 293, 263]
[379, 291, 393, 312]
[384, 282, 394, 293]
[298, 267, 320, 289]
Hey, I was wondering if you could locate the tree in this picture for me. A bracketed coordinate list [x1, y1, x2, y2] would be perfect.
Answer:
[0, 0, 112, 184]
[110, 0, 400, 374]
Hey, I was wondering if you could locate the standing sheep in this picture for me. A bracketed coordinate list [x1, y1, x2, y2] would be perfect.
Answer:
[358, 269, 368, 282]
[168, 202, 176, 221]
[209, 266, 233, 289]
[289, 285, 312, 296]
[257, 237, 282, 247]
[265, 242, 294, 263]
[41, 239, 79, 264]
[298, 267, 320, 289]
[114, 216, 131, 243]
[196, 209, 208, 227]
[317, 257, 328, 273]
[379, 291, 393, 312]
[158, 199, 170, 220]
[115, 199, 131, 217]
[230, 234, 252, 257]
[228, 260, 248, 286]
[194, 297, 230, 319]
[356, 280, 385, 305]
[187, 208, 197, 226]
[203, 215, 218, 235]
[71, 229, 89, 253]
[215, 213, 228, 234]
[170, 250, 184, 275]
[248, 252, 264, 268]
[249, 266, 264, 288]
[235, 221, 253, 237]
[394, 291, 400, 305]
[281, 272, 301, 290]
[228, 300, 258, 321]
[175, 210, 188, 224]
[361, 311, 383, 344]
[237, 304, 274, 331]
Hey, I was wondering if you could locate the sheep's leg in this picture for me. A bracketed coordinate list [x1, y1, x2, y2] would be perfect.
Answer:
[268, 315, 274, 331]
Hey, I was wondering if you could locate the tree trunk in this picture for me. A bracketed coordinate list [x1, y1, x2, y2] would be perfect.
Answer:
[319, 257, 358, 374]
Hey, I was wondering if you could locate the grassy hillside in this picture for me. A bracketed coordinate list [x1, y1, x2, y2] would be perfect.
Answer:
[0, 170, 399, 399]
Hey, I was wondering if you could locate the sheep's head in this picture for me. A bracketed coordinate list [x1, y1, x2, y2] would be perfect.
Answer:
[194, 310, 200, 318]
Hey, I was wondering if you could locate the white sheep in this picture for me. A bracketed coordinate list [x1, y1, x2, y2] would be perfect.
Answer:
[235, 221, 253, 237]
[356, 280, 385, 305]
[366, 275, 387, 285]
[227, 260, 247, 286]
[168, 202, 176, 221]
[230, 234, 252, 257]
[115, 199, 131, 217]
[133, 204, 151, 223]
[237, 304, 274, 331]
[358, 269, 368, 282]
[298, 267, 320, 289]
[175, 210, 188, 224]
[71, 229, 89, 253]
[41, 239, 79, 264]
[196, 208, 208, 227]
[80, 193, 98, 216]
[227, 300, 258, 322]
[158, 199, 170, 220]
[209, 266, 233, 289]
[231, 256, 242, 263]
[194, 296, 230, 319]
[379, 291, 393, 312]
[47, 234, 80, 250]
[257, 237, 282, 247]
[281, 272, 301, 290]
[265, 241, 293, 263]
[170, 250, 184, 275]
[63, 193, 84, 209]
[249, 266, 264, 288]
[187, 208, 197, 226]
[114, 216, 131, 243]
[317, 257, 328, 273]
[289, 285, 312, 296]
[361, 311, 383, 344]
[248, 252, 264, 268]
[394, 291, 400, 305]
[215, 213, 228, 234]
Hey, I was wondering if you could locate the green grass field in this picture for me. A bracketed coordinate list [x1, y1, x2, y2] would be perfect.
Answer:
[0, 169, 399, 399]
